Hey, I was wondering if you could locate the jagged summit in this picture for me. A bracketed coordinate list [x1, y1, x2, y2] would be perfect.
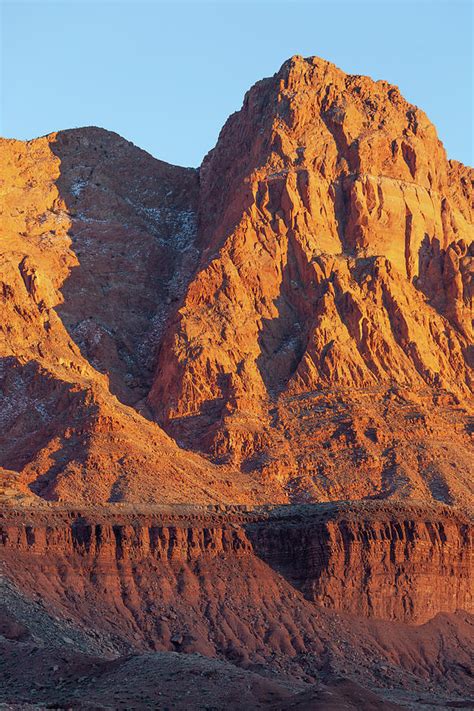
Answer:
[277, 53, 413, 96]
[149, 54, 473, 504]
[0, 56, 472, 507]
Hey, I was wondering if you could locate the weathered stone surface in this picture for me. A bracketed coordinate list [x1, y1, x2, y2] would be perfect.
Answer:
[148, 56, 473, 505]
[1, 501, 473, 706]
[1, 55, 473, 711]
[1, 502, 471, 625]
[0, 130, 270, 505]
[0, 56, 472, 507]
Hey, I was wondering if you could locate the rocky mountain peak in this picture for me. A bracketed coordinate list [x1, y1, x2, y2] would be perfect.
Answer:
[1, 56, 472, 508]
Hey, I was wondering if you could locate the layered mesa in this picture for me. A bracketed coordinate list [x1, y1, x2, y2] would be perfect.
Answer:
[0, 502, 473, 708]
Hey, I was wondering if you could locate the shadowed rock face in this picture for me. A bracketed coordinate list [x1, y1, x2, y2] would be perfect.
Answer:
[0, 55, 473, 506]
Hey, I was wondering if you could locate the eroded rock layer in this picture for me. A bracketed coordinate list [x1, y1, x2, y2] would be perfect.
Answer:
[1, 502, 473, 707]
[0, 55, 472, 506]
[1, 502, 471, 625]
[0, 130, 272, 505]
[148, 56, 473, 506]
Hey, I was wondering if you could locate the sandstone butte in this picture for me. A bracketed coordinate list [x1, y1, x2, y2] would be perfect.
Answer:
[0, 55, 473, 710]
[0, 55, 472, 507]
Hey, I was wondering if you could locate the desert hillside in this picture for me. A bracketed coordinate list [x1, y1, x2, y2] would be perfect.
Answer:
[1, 56, 472, 507]
[1, 54, 473, 710]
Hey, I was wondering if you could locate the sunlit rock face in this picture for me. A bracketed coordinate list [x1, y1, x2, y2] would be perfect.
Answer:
[0, 129, 271, 505]
[148, 56, 473, 506]
[1, 55, 473, 507]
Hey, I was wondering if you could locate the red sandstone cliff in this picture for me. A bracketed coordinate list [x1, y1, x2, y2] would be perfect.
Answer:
[1, 502, 472, 707]
[0, 56, 472, 506]
[1, 503, 471, 626]
[0, 130, 271, 505]
[148, 56, 473, 505]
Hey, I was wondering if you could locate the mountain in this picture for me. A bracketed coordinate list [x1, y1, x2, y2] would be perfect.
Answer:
[0, 128, 270, 504]
[149, 55, 473, 505]
[0, 55, 473, 710]
[1, 56, 472, 507]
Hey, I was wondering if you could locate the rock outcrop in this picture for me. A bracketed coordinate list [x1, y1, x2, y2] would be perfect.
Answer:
[148, 56, 473, 505]
[1, 502, 471, 625]
[0, 130, 272, 505]
[0, 56, 472, 506]
[247, 504, 472, 623]
[1, 502, 473, 706]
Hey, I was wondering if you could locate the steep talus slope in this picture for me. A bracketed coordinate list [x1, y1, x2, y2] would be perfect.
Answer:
[148, 55, 473, 506]
[0, 581, 404, 711]
[0, 130, 268, 504]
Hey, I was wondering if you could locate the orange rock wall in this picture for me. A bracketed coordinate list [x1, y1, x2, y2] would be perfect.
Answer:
[1, 506, 471, 625]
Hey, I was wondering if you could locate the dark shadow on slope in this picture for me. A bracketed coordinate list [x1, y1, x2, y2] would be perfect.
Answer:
[416, 234, 472, 339]
[256, 227, 317, 396]
[244, 509, 333, 602]
[0, 357, 94, 499]
[48, 128, 200, 411]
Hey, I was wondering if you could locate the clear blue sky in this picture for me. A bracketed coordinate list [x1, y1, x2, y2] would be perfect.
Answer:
[1, 0, 472, 167]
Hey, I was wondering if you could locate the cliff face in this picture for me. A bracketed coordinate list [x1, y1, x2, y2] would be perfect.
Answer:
[1, 503, 473, 706]
[148, 56, 473, 505]
[246, 507, 472, 623]
[0, 55, 472, 507]
[0, 130, 270, 505]
[1, 504, 471, 626]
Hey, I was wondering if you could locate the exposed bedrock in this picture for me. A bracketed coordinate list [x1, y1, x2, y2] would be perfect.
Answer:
[245, 508, 472, 623]
[1, 504, 471, 626]
[1, 56, 473, 507]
